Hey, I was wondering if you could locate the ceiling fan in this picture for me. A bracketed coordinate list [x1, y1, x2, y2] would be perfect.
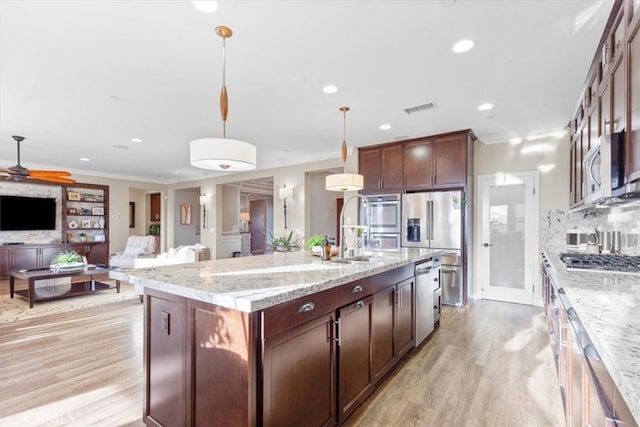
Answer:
[0, 135, 75, 184]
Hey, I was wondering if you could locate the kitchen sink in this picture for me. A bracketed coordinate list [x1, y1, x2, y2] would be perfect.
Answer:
[331, 255, 373, 264]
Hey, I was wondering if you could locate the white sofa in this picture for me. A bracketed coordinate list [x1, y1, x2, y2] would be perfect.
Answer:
[109, 235, 157, 269]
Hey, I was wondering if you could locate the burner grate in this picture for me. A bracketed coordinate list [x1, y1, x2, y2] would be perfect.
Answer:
[559, 253, 640, 273]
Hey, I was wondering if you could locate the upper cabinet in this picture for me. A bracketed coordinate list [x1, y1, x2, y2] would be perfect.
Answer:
[359, 130, 473, 194]
[627, 0, 640, 181]
[568, 0, 640, 207]
[404, 133, 467, 190]
[359, 144, 404, 193]
[150, 193, 161, 222]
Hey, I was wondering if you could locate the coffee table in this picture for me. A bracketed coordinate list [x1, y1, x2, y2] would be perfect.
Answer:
[9, 266, 120, 308]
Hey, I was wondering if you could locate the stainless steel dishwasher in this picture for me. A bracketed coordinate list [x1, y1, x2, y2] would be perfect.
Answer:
[415, 255, 441, 346]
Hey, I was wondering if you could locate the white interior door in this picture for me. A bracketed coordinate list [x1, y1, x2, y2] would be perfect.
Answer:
[478, 172, 539, 305]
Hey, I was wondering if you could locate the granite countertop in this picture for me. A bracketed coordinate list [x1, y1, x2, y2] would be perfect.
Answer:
[110, 248, 438, 313]
[543, 246, 640, 423]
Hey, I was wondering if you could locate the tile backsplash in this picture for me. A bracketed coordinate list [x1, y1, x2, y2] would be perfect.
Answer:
[543, 204, 640, 255]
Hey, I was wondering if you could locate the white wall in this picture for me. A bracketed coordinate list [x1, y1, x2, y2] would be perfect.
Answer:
[174, 188, 199, 246]
[307, 171, 340, 241]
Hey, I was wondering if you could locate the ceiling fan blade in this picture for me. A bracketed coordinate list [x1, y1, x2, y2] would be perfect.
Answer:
[29, 170, 72, 177]
[0, 167, 19, 175]
[36, 176, 76, 184]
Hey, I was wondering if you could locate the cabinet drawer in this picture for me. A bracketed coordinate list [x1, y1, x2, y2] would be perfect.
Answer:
[337, 278, 372, 307]
[262, 288, 337, 339]
[371, 264, 414, 293]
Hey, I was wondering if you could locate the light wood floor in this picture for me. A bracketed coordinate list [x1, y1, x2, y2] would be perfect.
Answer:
[0, 287, 564, 427]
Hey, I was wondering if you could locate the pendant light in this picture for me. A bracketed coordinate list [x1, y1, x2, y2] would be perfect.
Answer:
[325, 106, 364, 191]
[190, 26, 257, 171]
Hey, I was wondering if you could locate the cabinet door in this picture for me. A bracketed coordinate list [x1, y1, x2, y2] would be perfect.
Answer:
[395, 277, 415, 358]
[263, 313, 336, 427]
[601, 81, 612, 136]
[404, 139, 434, 189]
[380, 144, 403, 191]
[570, 139, 577, 205]
[371, 285, 395, 384]
[611, 55, 626, 133]
[338, 296, 374, 422]
[359, 148, 382, 192]
[150, 193, 161, 221]
[11, 246, 39, 271]
[41, 245, 61, 268]
[433, 134, 466, 187]
[0, 247, 9, 279]
[87, 243, 109, 265]
[145, 292, 186, 427]
[628, 23, 640, 181]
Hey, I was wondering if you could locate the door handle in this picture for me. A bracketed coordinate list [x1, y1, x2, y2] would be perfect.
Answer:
[483, 243, 493, 247]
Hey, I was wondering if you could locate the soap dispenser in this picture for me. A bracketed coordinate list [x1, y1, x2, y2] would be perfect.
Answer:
[321, 235, 332, 261]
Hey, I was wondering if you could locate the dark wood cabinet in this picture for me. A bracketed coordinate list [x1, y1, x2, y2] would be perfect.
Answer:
[150, 193, 161, 222]
[144, 291, 187, 427]
[358, 144, 403, 193]
[403, 134, 467, 190]
[263, 312, 336, 427]
[337, 296, 374, 422]
[0, 247, 9, 278]
[143, 265, 419, 427]
[395, 277, 415, 358]
[627, 16, 640, 181]
[371, 285, 396, 385]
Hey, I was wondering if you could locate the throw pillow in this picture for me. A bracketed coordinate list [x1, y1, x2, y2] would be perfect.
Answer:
[123, 246, 145, 257]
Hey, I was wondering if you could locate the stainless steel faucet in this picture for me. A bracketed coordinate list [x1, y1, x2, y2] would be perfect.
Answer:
[338, 194, 371, 259]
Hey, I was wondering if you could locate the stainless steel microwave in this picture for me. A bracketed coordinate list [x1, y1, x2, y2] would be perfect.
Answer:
[583, 133, 625, 205]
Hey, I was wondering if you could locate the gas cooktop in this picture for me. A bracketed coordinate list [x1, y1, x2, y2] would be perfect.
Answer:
[559, 252, 640, 274]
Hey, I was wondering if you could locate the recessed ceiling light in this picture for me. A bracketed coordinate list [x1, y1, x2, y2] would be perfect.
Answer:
[79, 157, 90, 162]
[452, 39, 474, 53]
[131, 138, 142, 143]
[192, 1, 218, 13]
[112, 144, 129, 149]
[379, 123, 391, 130]
[510, 137, 523, 145]
[322, 85, 338, 94]
[478, 103, 494, 111]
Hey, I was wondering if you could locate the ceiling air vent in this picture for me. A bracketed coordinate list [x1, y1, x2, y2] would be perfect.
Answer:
[403, 102, 438, 115]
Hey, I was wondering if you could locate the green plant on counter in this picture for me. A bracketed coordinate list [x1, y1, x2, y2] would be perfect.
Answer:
[149, 224, 161, 236]
[306, 234, 325, 248]
[269, 230, 301, 251]
[51, 250, 83, 265]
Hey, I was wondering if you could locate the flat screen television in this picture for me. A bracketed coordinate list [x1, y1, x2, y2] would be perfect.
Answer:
[0, 195, 57, 231]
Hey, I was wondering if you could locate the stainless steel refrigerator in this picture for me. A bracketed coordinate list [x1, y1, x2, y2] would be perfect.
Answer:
[401, 191, 464, 306]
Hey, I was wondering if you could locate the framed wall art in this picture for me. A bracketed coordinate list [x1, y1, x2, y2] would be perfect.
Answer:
[180, 203, 192, 225]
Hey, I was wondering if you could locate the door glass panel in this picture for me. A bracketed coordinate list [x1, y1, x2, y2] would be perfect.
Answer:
[489, 183, 525, 289]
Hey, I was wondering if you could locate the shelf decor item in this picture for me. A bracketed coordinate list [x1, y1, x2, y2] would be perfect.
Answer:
[50, 250, 85, 273]
[92, 207, 104, 215]
[81, 220, 91, 229]
[68, 220, 78, 229]
[67, 207, 78, 215]
[68, 191, 81, 201]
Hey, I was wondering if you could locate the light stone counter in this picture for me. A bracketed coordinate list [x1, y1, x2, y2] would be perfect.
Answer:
[110, 248, 439, 313]
[543, 246, 640, 424]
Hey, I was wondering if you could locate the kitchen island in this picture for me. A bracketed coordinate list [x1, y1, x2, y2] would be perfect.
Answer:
[111, 248, 439, 426]
[542, 246, 640, 426]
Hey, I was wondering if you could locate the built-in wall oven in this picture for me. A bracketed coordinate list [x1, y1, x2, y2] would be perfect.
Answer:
[361, 194, 401, 249]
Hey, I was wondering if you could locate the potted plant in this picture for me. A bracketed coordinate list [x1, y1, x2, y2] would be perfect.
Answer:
[79, 232, 88, 242]
[50, 250, 85, 272]
[306, 234, 326, 255]
[149, 224, 161, 236]
[268, 230, 301, 252]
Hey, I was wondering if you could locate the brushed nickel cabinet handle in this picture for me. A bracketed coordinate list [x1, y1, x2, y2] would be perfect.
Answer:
[298, 302, 315, 313]
[352, 285, 363, 294]
[354, 300, 365, 309]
